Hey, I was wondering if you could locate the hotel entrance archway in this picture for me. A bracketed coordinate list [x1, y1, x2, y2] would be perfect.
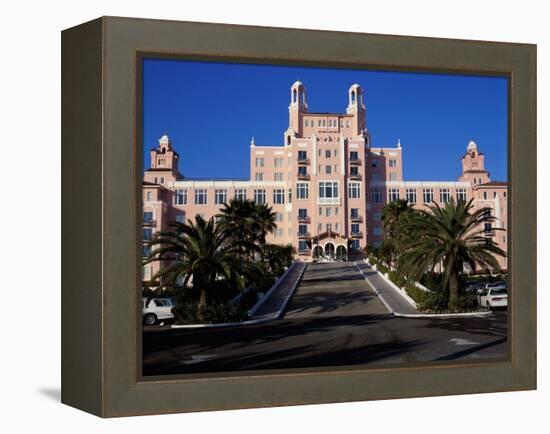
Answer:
[335, 245, 347, 261]
[312, 245, 323, 260]
[324, 242, 335, 260]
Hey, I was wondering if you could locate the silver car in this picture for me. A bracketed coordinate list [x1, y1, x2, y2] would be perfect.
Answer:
[142, 297, 175, 325]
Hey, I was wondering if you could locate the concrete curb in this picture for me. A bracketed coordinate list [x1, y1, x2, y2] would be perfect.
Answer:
[171, 262, 307, 330]
[364, 259, 418, 309]
[356, 261, 492, 319]
[248, 261, 297, 317]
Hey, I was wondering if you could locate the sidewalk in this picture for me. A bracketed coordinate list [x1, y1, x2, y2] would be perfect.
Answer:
[355, 261, 420, 315]
[249, 262, 308, 320]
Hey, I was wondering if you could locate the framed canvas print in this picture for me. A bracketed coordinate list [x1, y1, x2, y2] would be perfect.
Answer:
[61, 16, 536, 417]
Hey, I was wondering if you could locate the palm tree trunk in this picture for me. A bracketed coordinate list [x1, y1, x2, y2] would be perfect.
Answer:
[197, 287, 208, 322]
[449, 270, 459, 302]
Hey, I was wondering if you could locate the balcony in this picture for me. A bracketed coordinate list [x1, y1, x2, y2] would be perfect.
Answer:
[317, 197, 341, 205]
[297, 157, 310, 165]
[349, 173, 362, 180]
[143, 219, 156, 226]
[297, 214, 311, 223]
[297, 231, 311, 239]
[350, 214, 363, 222]
[297, 172, 311, 180]
[349, 158, 362, 165]
[351, 231, 363, 238]
[298, 249, 311, 256]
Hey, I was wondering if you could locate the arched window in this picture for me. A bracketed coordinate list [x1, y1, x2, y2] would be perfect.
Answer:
[287, 135, 291, 146]
[293, 89, 297, 104]
[351, 91, 356, 104]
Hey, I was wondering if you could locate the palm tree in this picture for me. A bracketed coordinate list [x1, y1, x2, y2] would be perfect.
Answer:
[397, 199, 506, 302]
[144, 215, 252, 318]
[217, 199, 260, 257]
[381, 199, 415, 267]
[252, 203, 277, 257]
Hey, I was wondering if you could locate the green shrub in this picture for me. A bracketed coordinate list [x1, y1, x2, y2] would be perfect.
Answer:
[405, 283, 428, 304]
[377, 263, 389, 274]
[388, 270, 406, 288]
[417, 291, 449, 312]
[448, 294, 479, 312]
[172, 301, 248, 325]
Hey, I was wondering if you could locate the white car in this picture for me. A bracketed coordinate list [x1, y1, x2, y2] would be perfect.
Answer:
[477, 286, 508, 309]
[143, 297, 175, 325]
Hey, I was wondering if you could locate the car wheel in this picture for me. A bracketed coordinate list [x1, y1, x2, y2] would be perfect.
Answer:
[143, 313, 157, 325]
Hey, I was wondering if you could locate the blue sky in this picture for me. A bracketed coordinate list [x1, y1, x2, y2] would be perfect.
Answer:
[143, 59, 507, 181]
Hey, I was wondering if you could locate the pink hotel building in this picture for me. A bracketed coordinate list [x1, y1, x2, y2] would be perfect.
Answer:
[142, 81, 507, 281]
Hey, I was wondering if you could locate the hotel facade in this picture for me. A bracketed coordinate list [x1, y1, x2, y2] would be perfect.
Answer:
[142, 81, 507, 282]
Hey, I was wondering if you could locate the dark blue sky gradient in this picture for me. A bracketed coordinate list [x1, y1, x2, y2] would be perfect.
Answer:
[143, 59, 507, 181]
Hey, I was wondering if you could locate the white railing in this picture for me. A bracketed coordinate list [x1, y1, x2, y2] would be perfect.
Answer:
[317, 197, 341, 205]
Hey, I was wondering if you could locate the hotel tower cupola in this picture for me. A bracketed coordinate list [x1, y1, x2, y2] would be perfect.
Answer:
[290, 80, 308, 111]
[347, 83, 365, 113]
[149, 133, 179, 172]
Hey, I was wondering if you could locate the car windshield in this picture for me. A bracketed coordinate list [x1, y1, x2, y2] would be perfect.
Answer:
[490, 287, 507, 295]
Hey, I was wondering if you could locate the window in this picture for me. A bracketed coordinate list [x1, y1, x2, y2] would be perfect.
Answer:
[494, 191, 497, 198]
[335, 223, 339, 231]
[275, 212, 283, 222]
[298, 150, 308, 161]
[350, 166, 359, 176]
[296, 182, 309, 199]
[318, 223, 322, 232]
[274, 158, 284, 168]
[274, 172, 284, 181]
[335, 207, 339, 215]
[389, 159, 397, 168]
[160, 177, 165, 184]
[440, 188, 450, 203]
[298, 208, 307, 219]
[288, 188, 292, 203]
[389, 172, 398, 181]
[273, 189, 285, 204]
[174, 189, 187, 205]
[373, 212, 382, 221]
[235, 189, 247, 201]
[503, 191, 507, 199]
[371, 159, 379, 168]
[275, 228, 283, 237]
[255, 172, 264, 181]
[457, 188, 467, 202]
[298, 224, 308, 235]
[326, 207, 332, 217]
[255, 157, 264, 167]
[298, 166, 308, 176]
[195, 189, 207, 205]
[143, 228, 153, 241]
[371, 188, 383, 204]
[319, 181, 339, 200]
[325, 165, 332, 174]
[406, 188, 417, 204]
[298, 240, 308, 252]
[423, 188, 434, 203]
[388, 188, 400, 202]
[254, 189, 266, 204]
[143, 211, 153, 223]
[348, 182, 361, 199]
[325, 149, 331, 158]
[351, 240, 360, 251]
[146, 191, 152, 202]
[175, 213, 185, 224]
[142, 245, 152, 258]
[326, 223, 332, 232]
[351, 208, 359, 218]
[319, 207, 323, 215]
[483, 191, 488, 200]
[215, 189, 227, 205]
[350, 151, 358, 161]
[373, 227, 382, 236]
[351, 223, 360, 235]
[371, 173, 380, 182]
[346, 120, 350, 128]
